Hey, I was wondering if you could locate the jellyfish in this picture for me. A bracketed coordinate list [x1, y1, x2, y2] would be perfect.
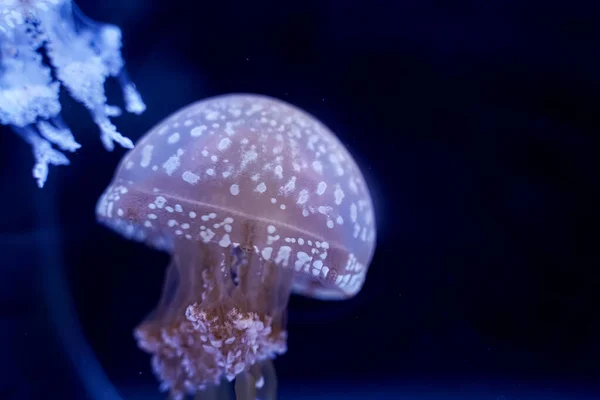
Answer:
[0, 0, 145, 187]
[96, 94, 376, 399]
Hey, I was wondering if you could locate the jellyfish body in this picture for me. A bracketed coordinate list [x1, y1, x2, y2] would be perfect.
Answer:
[96, 94, 376, 399]
[0, 0, 145, 187]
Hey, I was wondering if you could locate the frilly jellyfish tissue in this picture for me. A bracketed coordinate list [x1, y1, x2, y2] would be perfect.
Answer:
[0, 0, 145, 187]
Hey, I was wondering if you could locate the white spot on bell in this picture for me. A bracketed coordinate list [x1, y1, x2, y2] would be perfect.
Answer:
[140, 145, 154, 168]
[218, 137, 232, 151]
[182, 171, 200, 184]
[255, 182, 267, 193]
[167, 132, 180, 144]
[297, 189, 309, 205]
[317, 181, 327, 195]
[350, 203, 358, 222]
[163, 149, 184, 175]
[312, 160, 323, 174]
[190, 125, 207, 137]
[334, 185, 345, 205]
[261, 247, 273, 260]
[219, 234, 232, 247]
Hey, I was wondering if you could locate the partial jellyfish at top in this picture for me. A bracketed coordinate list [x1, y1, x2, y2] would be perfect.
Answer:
[96, 94, 377, 399]
[0, 0, 144, 188]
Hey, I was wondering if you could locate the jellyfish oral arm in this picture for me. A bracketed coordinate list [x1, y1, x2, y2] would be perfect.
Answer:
[134, 241, 292, 400]
[0, 0, 145, 187]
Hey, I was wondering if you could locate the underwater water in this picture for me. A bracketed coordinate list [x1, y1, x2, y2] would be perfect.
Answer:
[1, 1, 599, 399]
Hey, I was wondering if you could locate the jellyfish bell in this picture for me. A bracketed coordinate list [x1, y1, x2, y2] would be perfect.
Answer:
[96, 94, 376, 399]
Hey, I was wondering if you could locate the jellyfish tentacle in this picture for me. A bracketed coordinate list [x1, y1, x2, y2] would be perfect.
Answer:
[153, 260, 181, 322]
[193, 382, 227, 400]
[0, 0, 144, 186]
[37, 119, 80, 152]
[13, 124, 70, 187]
[234, 371, 257, 400]
[256, 360, 277, 400]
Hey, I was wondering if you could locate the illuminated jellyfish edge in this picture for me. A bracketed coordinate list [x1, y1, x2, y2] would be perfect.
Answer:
[0, 0, 145, 187]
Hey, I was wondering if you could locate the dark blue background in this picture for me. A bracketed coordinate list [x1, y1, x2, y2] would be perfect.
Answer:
[1, 0, 599, 399]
